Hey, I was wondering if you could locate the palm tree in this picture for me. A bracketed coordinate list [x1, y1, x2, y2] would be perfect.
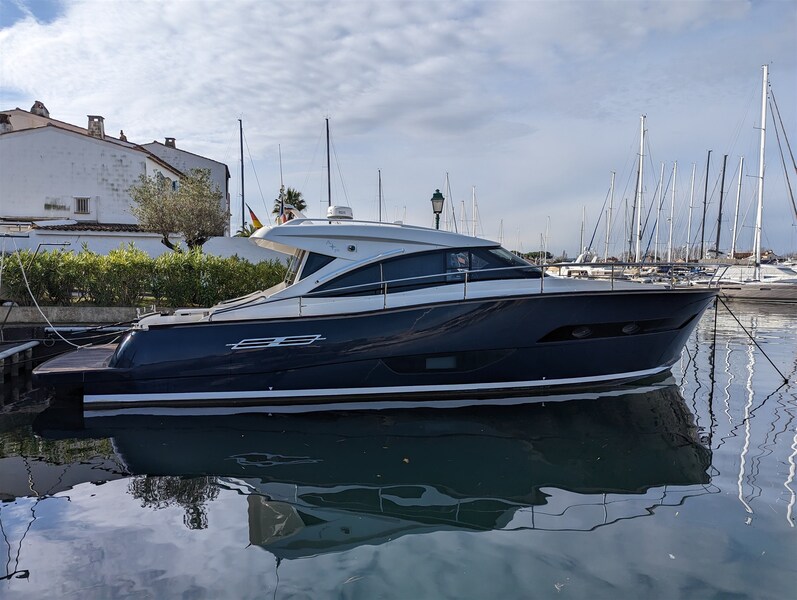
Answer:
[234, 223, 259, 237]
[272, 187, 307, 216]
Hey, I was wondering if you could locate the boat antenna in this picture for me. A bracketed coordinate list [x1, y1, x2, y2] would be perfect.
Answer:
[239, 118, 245, 231]
[326, 117, 332, 208]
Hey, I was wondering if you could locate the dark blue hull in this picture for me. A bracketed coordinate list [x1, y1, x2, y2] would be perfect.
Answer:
[35, 288, 716, 410]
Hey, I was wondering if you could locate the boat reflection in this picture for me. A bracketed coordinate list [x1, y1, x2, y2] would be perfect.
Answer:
[27, 383, 713, 558]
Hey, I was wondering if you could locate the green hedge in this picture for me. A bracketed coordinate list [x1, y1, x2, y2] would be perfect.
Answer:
[0, 245, 286, 308]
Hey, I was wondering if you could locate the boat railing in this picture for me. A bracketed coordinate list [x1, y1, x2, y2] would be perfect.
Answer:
[289, 261, 722, 315]
[296, 265, 543, 313]
[539, 261, 727, 290]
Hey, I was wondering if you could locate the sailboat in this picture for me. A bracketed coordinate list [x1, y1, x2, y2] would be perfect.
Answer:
[712, 65, 797, 303]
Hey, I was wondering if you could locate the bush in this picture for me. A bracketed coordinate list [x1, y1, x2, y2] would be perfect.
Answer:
[0, 245, 287, 308]
[80, 245, 154, 306]
[0, 248, 82, 306]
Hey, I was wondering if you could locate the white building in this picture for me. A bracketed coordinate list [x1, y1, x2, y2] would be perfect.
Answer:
[0, 101, 257, 259]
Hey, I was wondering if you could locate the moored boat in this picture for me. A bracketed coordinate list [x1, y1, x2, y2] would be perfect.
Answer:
[34, 210, 717, 413]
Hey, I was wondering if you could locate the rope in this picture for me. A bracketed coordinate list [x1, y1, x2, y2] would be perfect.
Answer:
[717, 295, 789, 384]
[769, 98, 797, 221]
[10, 238, 85, 349]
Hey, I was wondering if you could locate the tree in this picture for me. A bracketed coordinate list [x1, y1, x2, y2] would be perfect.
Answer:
[272, 187, 307, 217]
[235, 223, 259, 237]
[130, 168, 228, 251]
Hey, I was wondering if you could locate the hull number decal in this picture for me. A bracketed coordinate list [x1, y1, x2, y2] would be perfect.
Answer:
[227, 334, 326, 351]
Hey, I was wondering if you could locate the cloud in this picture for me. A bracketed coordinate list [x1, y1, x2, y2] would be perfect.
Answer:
[0, 0, 795, 253]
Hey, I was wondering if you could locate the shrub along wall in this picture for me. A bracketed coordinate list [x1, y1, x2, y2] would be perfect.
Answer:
[0, 245, 287, 308]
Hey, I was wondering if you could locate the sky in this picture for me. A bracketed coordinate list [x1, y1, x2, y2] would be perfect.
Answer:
[1, 0, 796, 257]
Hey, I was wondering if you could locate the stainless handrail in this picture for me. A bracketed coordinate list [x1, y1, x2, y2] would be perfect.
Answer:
[303, 264, 544, 300]
[261, 260, 726, 318]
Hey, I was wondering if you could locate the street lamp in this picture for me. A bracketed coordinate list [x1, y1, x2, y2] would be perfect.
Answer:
[430, 189, 445, 230]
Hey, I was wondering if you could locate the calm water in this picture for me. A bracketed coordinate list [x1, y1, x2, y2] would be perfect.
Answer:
[1, 302, 795, 599]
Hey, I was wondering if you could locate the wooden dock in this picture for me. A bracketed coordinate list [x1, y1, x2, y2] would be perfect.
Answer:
[0, 341, 39, 382]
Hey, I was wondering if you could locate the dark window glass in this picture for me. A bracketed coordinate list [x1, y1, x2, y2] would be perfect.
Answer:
[445, 250, 470, 272]
[469, 248, 542, 280]
[312, 246, 542, 297]
[382, 252, 446, 291]
[300, 252, 335, 281]
[314, 264, 381, 296]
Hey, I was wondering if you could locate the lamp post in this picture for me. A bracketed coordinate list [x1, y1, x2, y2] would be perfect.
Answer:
[430, 189, 445, 230]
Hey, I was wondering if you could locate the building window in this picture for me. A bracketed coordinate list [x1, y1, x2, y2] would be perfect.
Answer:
[75, 197, 90, 214]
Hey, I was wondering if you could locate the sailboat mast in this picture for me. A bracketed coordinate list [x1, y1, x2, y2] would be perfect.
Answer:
[471, 186, 477, 237]
[668, 162, 677, 263]
[634, 115, 645, 262]
[731, 156, 744, 258]
[686, 163, 695, 261]
[278, 144, 284, 187]
[624, 199, 630, 260]
[378, 169, 383, 222]
[715, 154, 728, 258]
[326, 118, 331, 208]
[445, 172, 458, 233]
[654, 162, 664, 262]
[604, 171, 615, 262]
[754, 64, 768, 275]
[239, 118, 245, 231]
[278, 144, 285, 218]
[544, 216, 550, 261]
[700, 150, 712, 259]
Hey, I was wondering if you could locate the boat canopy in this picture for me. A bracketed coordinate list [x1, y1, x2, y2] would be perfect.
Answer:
[250, 218, 498, 260]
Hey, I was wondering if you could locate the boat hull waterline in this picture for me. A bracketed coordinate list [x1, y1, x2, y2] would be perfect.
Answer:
[35, 288, 716, 412]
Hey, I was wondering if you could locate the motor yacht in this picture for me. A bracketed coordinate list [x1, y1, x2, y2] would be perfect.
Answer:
[35, 209, 718, 413]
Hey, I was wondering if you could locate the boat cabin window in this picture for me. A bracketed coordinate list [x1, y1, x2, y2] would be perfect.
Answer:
[382, 252, 447, 291]
[315, 264, 382, 296]
[468, 248, 541, 281]
[300, 252, 335, 281]
[312, 246, 540, 297]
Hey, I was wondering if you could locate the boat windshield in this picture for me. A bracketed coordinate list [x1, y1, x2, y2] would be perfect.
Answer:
[284, 250, 305, 286]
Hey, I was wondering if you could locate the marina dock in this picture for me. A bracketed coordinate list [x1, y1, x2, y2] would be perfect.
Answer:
[0, 340, 38, 382]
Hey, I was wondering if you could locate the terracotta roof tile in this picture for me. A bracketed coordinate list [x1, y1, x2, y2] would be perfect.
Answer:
[32, 222, 152, 233]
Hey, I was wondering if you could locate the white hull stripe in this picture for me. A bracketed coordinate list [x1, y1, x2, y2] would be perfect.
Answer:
[85, 381, 670, 417]
[84, 365, 670, 406]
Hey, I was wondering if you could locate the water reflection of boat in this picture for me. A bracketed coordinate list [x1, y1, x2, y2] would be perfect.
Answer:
[29, 384, 713, 559]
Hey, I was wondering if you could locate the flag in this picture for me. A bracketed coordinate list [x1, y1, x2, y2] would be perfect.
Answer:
[247, 204, 263, 229]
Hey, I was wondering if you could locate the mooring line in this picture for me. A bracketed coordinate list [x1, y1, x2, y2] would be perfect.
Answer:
[718, 295, 789, 384]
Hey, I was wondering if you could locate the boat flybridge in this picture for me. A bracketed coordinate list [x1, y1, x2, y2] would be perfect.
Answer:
[35, 207, 717, 414]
